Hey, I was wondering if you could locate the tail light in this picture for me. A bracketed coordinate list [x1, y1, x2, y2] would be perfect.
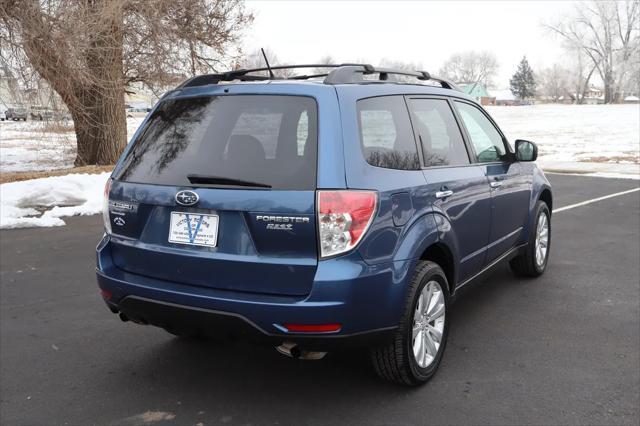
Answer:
[317, 190, 377, 258]
[103, 178, 112, 234]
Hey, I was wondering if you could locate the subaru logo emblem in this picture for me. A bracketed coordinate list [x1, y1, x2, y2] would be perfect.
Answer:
[175, 190, 199, 206]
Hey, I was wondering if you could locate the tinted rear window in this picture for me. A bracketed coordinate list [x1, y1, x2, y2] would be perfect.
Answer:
[116, 95, 317, 190]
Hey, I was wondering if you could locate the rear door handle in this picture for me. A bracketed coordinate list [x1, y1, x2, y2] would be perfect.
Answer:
[435, 190, 454, 199]
[490, 181, 502, 188]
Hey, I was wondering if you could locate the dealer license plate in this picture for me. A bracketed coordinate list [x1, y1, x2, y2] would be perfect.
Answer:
[168, 212, 219, 247]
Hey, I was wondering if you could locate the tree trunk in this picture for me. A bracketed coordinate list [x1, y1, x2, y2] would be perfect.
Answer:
[73, 1, 127, 166]
[578, 63, 598, 105]
[70, 101, 97, 165]
[72, 84, 127, 166]
[603, 68, 615, 104]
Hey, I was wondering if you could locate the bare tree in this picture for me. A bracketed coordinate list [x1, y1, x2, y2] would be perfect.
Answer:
[0, 52, 25, 107]
[566, 47, 598, 104]
[438, 51, 499, 89]
[539, 64, 570, 102]
[238, 47, 297, 77]
[544, 0, 639, 103]
[379, 58, 424, 82]
[313, 55, 337, 75]
[0, 0, 253, 166]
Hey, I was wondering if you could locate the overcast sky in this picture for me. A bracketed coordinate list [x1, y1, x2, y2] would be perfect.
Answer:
[244, 0, 579, 88]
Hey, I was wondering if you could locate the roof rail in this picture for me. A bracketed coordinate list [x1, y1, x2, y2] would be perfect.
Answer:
[178, 64, 362, 88]
[177, 64, 460, 91]
[323, 65, 459, 90]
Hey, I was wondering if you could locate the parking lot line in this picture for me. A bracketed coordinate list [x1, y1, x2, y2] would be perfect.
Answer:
[553, 187, 640, 213]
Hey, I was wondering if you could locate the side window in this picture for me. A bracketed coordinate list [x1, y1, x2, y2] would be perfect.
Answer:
[357, 96, 420, 170]
[454, 101, 507, 163]
[408, 99, 470, 167]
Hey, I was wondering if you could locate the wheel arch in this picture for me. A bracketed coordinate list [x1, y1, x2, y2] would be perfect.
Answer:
[419, 242, 455, 295]
[539, 187, 553, 213]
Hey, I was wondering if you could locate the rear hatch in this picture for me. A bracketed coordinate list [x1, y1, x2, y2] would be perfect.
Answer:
[107, 94, 319, 296]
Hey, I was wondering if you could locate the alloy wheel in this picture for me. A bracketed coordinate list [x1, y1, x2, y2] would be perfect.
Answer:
[535, 212, 549, 268]
[412, 280, 446, 368]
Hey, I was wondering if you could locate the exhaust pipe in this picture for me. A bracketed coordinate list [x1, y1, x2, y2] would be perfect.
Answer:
[118, 313, 147, 325]
[276, 342, 327, 360]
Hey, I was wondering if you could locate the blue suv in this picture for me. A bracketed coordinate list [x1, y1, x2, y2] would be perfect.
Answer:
[96, 64, 552, 385]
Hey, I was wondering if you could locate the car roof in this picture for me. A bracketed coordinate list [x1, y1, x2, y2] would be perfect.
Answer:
[165, 64, 477, 104]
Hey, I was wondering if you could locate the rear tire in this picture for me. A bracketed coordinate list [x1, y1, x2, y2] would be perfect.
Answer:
[510, 200, 551, 277]
[370, 261, 450, 386]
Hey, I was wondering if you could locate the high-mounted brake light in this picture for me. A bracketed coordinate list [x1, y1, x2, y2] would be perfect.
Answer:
[317, 190, 377, 258]
[102, 178, 112, 234]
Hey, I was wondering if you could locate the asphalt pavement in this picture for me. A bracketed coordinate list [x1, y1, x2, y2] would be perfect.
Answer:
[1, 173, 638, 425]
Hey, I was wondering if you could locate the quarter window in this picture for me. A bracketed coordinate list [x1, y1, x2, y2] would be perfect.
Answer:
[408, 99, 470, 167]
[455, 101, 507, 163]
[357, 96, 420, 170]
[296, 111, 308, 155]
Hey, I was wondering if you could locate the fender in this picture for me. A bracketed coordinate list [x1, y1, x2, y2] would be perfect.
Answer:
[525, 166, 553, 237]
[391, 210, 460, 288]
[392, 212, 439, 263]
[430, 212, 462, 289]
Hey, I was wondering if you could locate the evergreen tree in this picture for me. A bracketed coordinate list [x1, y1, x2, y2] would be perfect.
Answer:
[510, 56, 537, 100]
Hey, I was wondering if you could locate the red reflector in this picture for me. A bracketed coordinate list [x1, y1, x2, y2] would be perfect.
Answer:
[283, 323, 342, 333]
[100, 289, 112, 301]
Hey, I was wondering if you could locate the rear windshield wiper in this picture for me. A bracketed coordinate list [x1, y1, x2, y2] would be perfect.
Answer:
[187, 174, 272, 188]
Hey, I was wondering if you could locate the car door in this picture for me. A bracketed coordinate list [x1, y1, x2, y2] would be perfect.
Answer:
[453, 100, 531, 263]
[407, 97, 492, 283]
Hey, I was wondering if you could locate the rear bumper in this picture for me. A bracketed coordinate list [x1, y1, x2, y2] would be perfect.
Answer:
[96, 236, 412, 349]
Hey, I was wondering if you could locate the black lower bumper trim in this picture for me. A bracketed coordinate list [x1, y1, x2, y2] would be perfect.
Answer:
[116, 296, 396, 351]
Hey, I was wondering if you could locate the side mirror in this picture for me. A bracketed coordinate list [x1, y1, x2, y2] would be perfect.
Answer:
[515, 139, 538, 162]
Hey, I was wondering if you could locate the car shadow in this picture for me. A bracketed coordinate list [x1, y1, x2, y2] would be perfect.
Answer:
[99, 263, 528, 422]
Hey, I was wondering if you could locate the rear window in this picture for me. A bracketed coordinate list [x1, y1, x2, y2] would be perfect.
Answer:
[115, 95, 317, 190]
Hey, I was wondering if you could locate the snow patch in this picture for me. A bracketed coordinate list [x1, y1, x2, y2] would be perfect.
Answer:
[0, 172, 110, 229]
[485, 104, 640, 178]
[0, 117, 144, 172]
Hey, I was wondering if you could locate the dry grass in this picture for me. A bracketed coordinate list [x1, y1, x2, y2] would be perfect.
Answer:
[42, 121, 75, 133]
[581, 155, 639, 164]
[0, 165, 114, 184]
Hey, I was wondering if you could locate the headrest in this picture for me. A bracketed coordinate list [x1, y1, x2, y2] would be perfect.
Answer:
[227, 135, 266, 164]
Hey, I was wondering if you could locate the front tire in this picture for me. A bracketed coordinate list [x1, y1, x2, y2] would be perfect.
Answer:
[510, 200, 551, 277]
[370, 261, 450, 386]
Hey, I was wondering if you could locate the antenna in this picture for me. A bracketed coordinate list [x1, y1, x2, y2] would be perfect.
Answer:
[261, 48, 275, 79]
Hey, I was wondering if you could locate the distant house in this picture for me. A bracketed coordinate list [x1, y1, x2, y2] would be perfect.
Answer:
[583, 86, 604, 104]
[624, 95, 639, 104]
[458, 83, 495, 105]
[490, 89, 518, 106]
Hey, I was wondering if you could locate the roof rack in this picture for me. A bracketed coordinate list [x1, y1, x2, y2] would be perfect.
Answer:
[178, 64, 460, 91]
[323, 65, 459, 90]
[178, 64, 351, 88]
